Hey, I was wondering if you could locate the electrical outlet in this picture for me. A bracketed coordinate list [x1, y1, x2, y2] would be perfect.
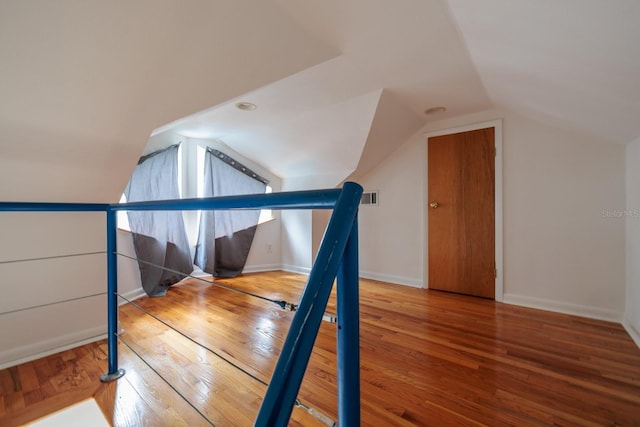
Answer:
[266, 243, 272, 253]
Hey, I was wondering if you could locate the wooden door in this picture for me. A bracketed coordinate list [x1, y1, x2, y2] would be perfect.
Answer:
[428, 127, 495, 299]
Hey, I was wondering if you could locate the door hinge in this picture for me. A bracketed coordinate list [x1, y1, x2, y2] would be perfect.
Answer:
[494, 146, 497, 157]
[494, 267, 497, 278]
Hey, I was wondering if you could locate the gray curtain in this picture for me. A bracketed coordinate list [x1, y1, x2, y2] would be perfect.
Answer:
[125, 145, 193, 297]
[194, 149, 267, 277]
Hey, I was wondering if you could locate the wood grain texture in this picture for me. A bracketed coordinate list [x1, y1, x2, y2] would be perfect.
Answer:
[429, 127, 495, 298]
[1, 271, 639, 426]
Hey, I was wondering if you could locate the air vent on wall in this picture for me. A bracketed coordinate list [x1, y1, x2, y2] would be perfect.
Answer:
[360, 190, 379, 206]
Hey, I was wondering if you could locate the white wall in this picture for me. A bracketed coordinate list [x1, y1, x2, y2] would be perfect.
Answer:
[0, 214, 148, 369]
[0, 212, 107, 369]
[116, 229, 146, 301]
[245, 217, 283, 273]
[357, 131, 425, 287]
[312, 210, 332, 262]
[500, 112, 625, 320]
[281, 210, 313, 274]
[625, 137, 640, 346]
[357, 109, 626, 321]
[279, 175, 335, 274]
[0, 1, 337, 204]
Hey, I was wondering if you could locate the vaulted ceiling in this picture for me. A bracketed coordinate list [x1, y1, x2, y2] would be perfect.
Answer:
[2, 1, 639, 201]
[448, 0, 640, 144]
[162, 0, 490, 185]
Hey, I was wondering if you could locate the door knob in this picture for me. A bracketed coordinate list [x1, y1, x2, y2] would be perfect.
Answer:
[429, 201, 439, 209]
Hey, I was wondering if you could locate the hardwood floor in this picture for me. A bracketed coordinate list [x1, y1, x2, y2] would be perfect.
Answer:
[1, 271, 639, 426]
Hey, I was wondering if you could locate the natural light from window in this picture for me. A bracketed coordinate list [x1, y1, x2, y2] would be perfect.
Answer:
[118, 142, 273, 232]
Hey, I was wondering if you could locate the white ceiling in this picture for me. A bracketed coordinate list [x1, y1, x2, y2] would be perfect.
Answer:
[447, 0, 640, 144]
[163, 0, 640, 185]
[0, 0, 336, 201]
[162, 0, 491, 184]
[2, 1, 639, 200]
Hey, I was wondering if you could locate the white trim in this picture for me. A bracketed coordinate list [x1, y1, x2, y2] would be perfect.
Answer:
[0, 288, 143, 370]
[242, 264, 283, 274]
[0, 326, 106, 370]
[423, 119, 504, 301]
[421, 131, 428, 289]
[360, 270, 422, 288]
[281, 264, 312, 275]
[189, 269, 213, 279]
[503, 293, 623, 323]
[119, 287, 146, 304]
[259, 266, 423, 287]
[623, 317, 640, 349]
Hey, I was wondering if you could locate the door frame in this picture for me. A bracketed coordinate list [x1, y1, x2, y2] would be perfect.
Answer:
[423, 119, 504, 301]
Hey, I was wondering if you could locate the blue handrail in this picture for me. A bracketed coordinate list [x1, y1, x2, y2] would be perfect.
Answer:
[0, 182, 363, 426]
[113, 188, 342, 211]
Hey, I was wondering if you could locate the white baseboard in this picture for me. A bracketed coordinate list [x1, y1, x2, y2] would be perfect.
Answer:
[359, 270, 423, 288]
[243, 264, 283, 274]
[0, 287, 143, 370]
[281, 264, 312, 275]
[278, 266, 423, 287]
[189, 270, 212, 279]
[119, 287, 146, 303]
[623, 317, 640, 349]
[0, 326, 107, 370]
[502, 293, 623, 323]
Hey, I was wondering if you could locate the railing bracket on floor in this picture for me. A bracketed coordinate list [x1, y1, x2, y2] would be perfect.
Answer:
[100, 368, 125, 383]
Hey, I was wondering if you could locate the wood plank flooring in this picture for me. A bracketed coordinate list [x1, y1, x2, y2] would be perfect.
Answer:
[1, 271, 639, 426]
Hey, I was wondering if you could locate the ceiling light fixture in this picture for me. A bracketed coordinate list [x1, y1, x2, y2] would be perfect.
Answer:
[235, 101, 257, 111]
[424, 106, 447, 115]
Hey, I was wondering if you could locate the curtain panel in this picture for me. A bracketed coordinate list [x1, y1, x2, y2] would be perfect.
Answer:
[194, 149, 268, 277]
[124, 145, 193, 296]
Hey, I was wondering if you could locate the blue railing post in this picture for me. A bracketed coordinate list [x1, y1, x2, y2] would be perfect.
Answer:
[337, 216, 361, 426]
[254, 182, 363, 427]
[100, 208, 125, 382]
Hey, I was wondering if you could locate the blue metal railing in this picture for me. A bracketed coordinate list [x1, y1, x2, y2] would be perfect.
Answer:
[0, 181, 363, 426]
